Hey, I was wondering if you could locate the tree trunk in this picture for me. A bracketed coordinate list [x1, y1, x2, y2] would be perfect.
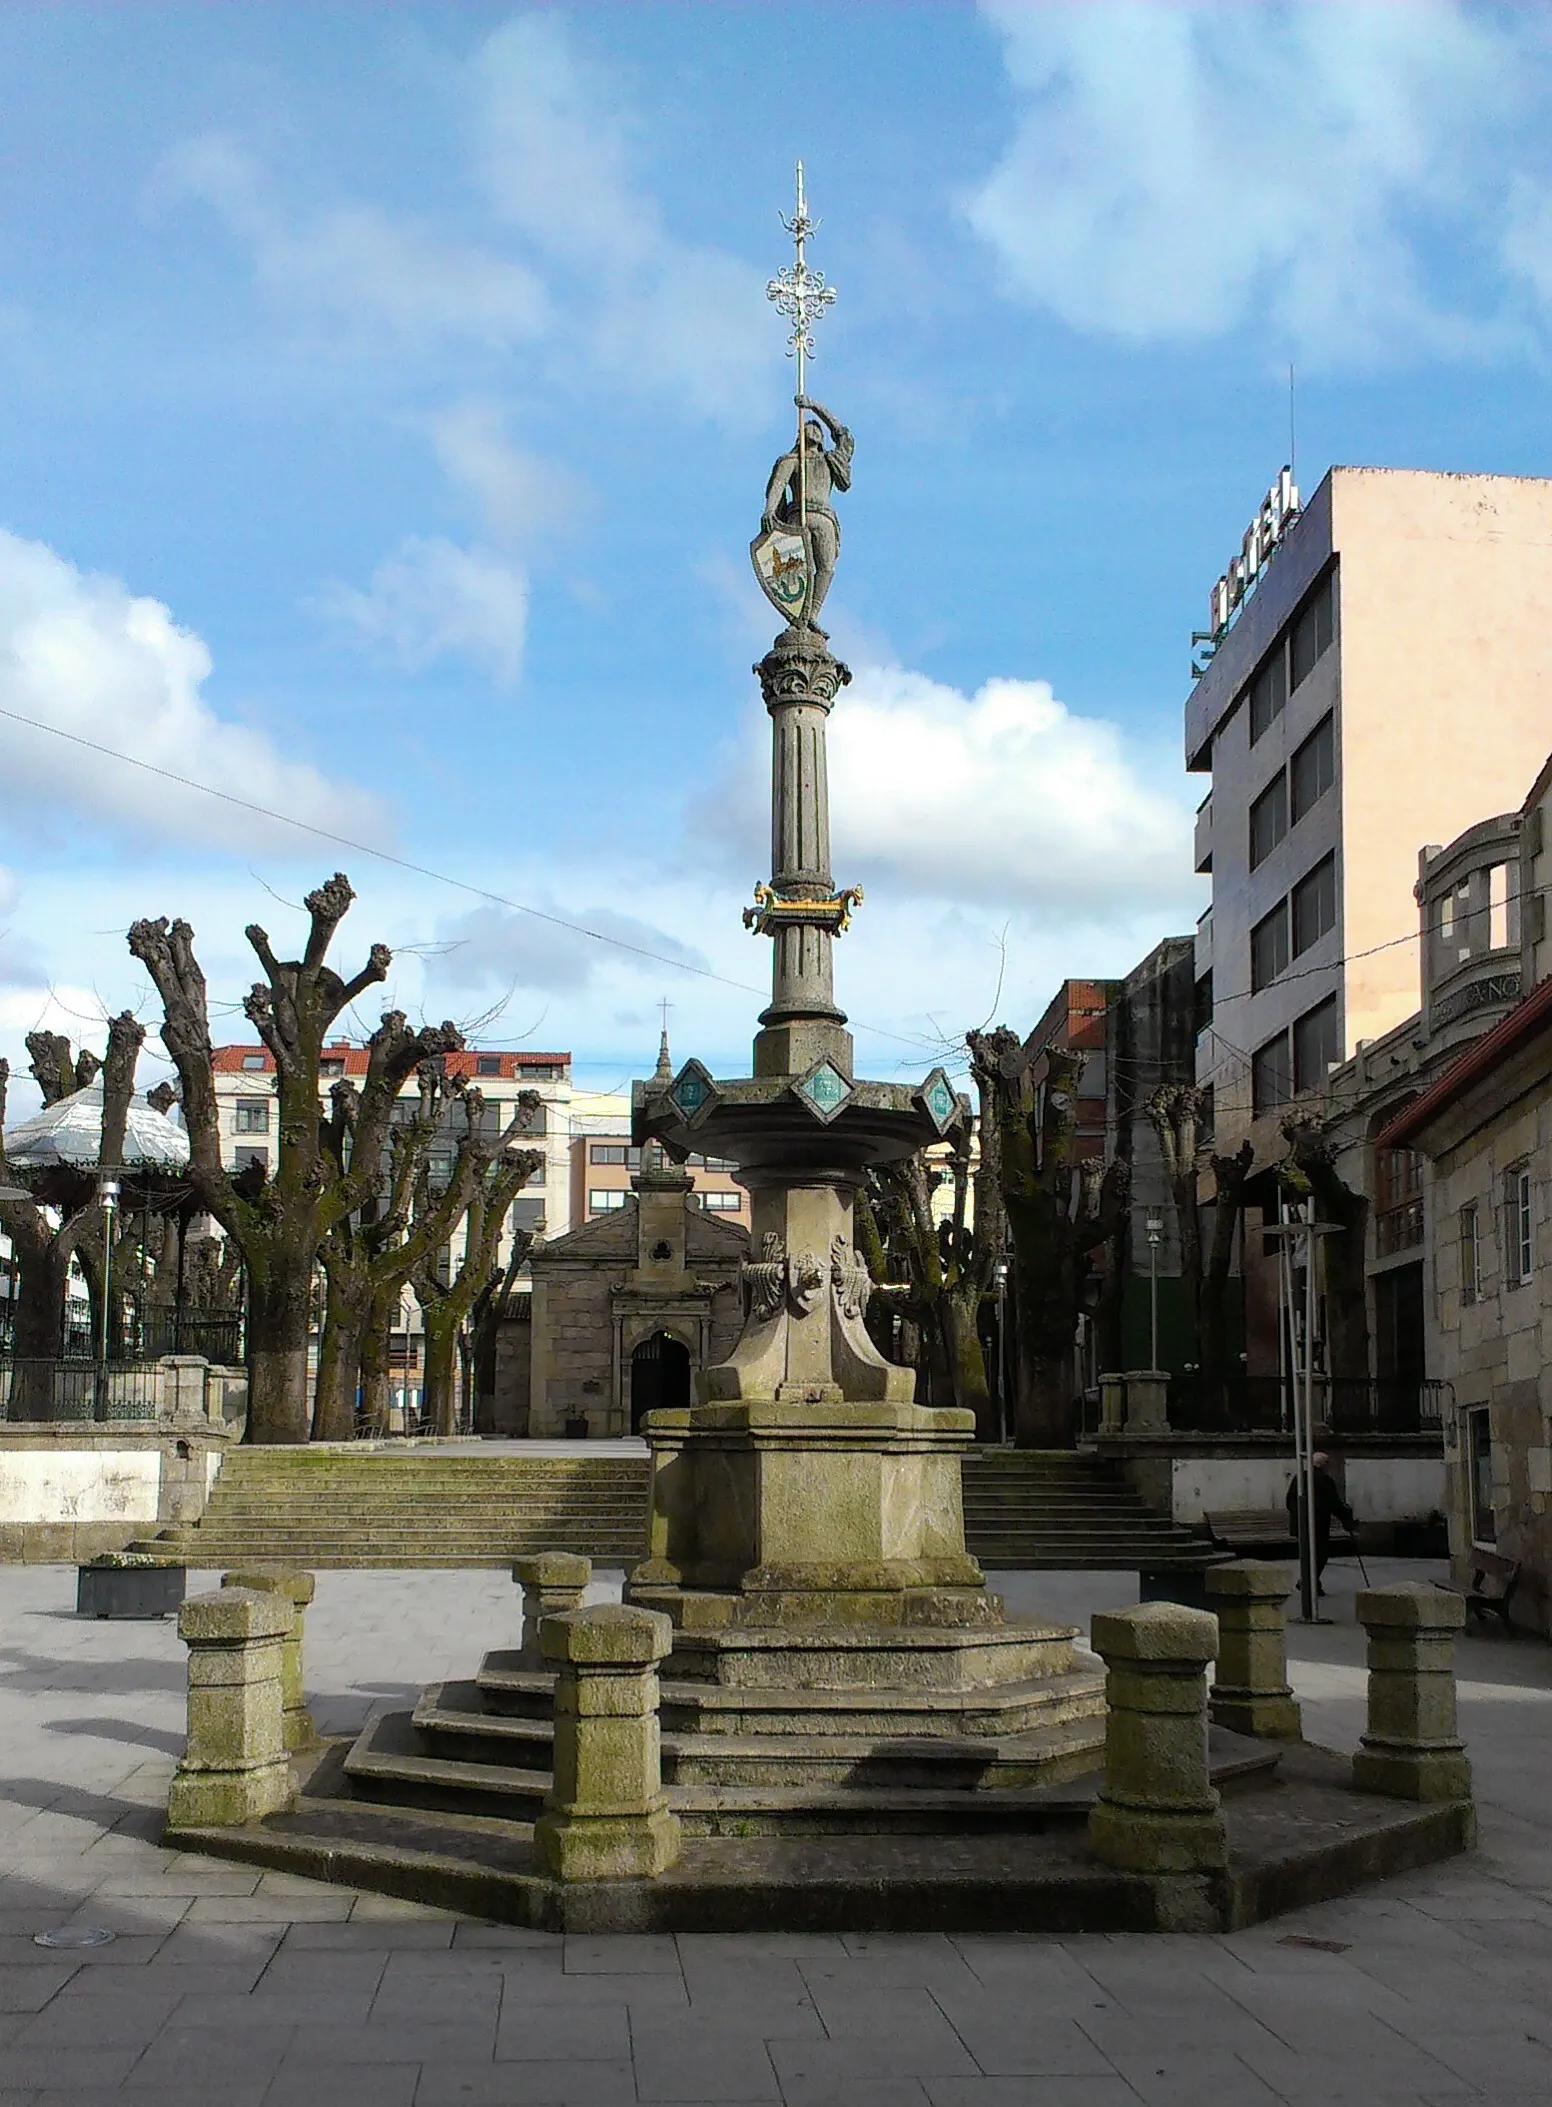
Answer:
[1014, 1355, 1072, 1450]
[422, 1312, 461, 1436]
[943, 1290, 995, 1440]
[359, 1293, 395, 1436]
[245, 1255, 314, 1444]
[313, 1271, 368, 1442]
[9, 1242, 70, 1417]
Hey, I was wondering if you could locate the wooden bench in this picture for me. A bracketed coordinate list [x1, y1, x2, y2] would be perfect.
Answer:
[1205, 1508, 1360, 1559]
[1462, 1549, 1521, 1634]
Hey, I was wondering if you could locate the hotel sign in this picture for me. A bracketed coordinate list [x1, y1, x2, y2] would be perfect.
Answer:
[1205, 467, 1300, 642]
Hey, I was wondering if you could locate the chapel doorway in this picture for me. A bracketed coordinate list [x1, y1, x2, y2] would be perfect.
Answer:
[630, 1331, 692, 1432]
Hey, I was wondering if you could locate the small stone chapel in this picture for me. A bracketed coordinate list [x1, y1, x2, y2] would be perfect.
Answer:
[495, 1141, 748, 1439]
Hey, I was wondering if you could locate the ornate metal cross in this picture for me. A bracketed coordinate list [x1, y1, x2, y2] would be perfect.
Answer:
[766, 161, 836, 530]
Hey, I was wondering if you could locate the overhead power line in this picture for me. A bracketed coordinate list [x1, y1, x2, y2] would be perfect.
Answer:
[0, 705, 947, 1058]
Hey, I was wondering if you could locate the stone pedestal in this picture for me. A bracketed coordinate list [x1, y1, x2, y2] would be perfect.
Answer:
[169, 1589, 296, 1828]
[534, 1606, 682, 1882]
[514, 1553, 591, 1659]
[1207, 1562, 1301, 1740]
[1088, 1602, 1227, 1874]
[1352, 1584, 1472, 1803]
[222, 1569, 317, 1751]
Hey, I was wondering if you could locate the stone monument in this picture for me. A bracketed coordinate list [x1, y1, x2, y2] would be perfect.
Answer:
[623, 165, 1106, 1791]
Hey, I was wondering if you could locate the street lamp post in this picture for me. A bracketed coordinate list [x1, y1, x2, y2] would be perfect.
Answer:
[994, 1257, 1010, 1445]
[96, 1175, 120, 1421]
[1145, 1216, 1163, 1373]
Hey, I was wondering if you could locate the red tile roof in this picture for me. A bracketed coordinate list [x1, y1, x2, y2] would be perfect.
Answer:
[212, 1045, 570, 1078]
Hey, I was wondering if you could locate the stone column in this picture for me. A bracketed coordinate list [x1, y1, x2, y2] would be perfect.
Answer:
[1352, 1584, 1472, 1802]
[168, 1588, 297, 1828]
[1207, 1562, 1301, 1739]
[1123, 1371, 1169, 1432]
[513, 1552, 591, 1660]
[222, 1569, 317, 1751]
[534, 1605, 681, 1881]
[1089, 1601, 1227, 1873]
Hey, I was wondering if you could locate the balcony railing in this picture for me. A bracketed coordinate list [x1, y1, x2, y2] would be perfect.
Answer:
[1166, 1373, 1448, 1437]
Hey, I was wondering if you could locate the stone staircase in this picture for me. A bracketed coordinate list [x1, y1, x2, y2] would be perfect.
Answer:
[134, 1446, 650, 1569]
[961, 1451, 1217, 1573]
[136, 1443, 1215, 1574]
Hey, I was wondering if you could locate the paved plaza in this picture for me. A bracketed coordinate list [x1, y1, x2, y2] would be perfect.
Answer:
[0, 1557, 1548, 2107]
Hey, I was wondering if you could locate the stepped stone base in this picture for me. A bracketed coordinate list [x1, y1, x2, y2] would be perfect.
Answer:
[167, 1738, 1475, 1934]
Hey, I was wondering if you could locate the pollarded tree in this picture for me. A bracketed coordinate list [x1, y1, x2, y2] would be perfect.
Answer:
[969, 1027, 1130, 1448]
[1145, 1082, 1255, 1398]
[406, 1078, 544, 1436]
[0, 1012, 144, 1414]
[129, 875, 463, 1444]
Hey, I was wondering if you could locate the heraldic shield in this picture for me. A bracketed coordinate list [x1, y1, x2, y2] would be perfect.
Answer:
[750, 524, 810, 624]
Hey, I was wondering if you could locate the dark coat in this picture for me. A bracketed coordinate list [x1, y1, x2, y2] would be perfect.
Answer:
[1286, 1467, 1355, 1542]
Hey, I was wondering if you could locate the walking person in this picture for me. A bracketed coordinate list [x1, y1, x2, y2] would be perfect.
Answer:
[1287, 1451, 1357, 1594]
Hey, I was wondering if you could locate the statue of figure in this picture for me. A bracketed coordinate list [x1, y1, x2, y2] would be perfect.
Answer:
[759, 397, 853, 627]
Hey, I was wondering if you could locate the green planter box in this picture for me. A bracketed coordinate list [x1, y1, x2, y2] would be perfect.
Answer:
[76, 1564, 187, 1620]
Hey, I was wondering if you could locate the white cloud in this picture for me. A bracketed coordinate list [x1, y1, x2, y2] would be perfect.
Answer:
[708, 662, 1201, 923]
[158, 135, 550, 350]
[967, 0, 1530, 359]
[427, 399, 587, 551]
[0, 529, 386, 854]
[471, 14, 774, 417]
[427, 899, 708, 999]
[321, 535, 529, 687]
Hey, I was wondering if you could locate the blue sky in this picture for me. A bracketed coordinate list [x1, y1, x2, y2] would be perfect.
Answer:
[4, 1, 1552, 1102]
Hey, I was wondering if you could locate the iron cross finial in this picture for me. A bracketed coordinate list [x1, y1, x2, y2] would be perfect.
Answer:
[767, 160, 836, 372]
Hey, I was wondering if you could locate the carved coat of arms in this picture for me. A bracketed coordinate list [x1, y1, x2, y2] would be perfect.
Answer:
[750, 524, 810, 623]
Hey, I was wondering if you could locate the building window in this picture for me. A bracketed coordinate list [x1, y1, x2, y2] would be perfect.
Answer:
[477, 1055, 501, 1077]
[590, 1144, 629, 1164]
[320, 1058, 346, 1078]
[1468, 1408, 1496, 1544]
[1290, 573, 1335, 690]
[1251, 901, 1290, 993]
[235, 1146, 269, 1176]
[1193, 971, 1213, 1037]
[1292, 996, 1339, 1093]
[1252, 1032, 1291, 1114]
[1248, 650, 1287, 745]
[1290, 714, 1334, 824]
[1374, 1144, 1424, 1256]
[701, 1190, 742, 1212]
[1291, 853, 1337, 958]
[240, 1052, 266, 1071]
[1503, 1163, 1533, 1287]
[588, 1189, 628, 1213]
[1249, 772, 1289, 870]
[234, 1099, 270, 1134]
[1459, 1203, 1481, 1306]
[1489, 863, 1513, 951]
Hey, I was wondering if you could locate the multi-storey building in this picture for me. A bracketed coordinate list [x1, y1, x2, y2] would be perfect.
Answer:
[1190, 467, 1552, 1161]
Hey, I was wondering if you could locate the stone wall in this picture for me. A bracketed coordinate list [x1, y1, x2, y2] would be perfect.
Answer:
[1427, 1087, 1552, 1633]
[0, 1358, 246, 1560]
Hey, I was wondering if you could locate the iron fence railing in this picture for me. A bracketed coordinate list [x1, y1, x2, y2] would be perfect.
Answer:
[1167, 1372, 1448, 1437]
[2, 1359, 163, 1423]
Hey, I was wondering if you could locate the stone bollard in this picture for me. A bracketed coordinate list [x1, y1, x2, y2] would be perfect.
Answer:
[1207, 1561, 1301, 1739]
[534, 1605, 681, 1881]
[1088, 1601, 1227, 1875]
[168, 1589, 298, 1828]
[222, 1569, 318, 1751]
[1352, 1584, 1472, 1802]
[513, 1552, 591, 1659]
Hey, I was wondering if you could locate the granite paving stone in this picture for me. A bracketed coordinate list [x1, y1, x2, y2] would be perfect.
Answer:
[1, 1558, 1549, 2107]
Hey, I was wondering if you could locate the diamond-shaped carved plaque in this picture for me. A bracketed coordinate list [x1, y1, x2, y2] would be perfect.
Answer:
[668, 1059, 719, 1128]
[917, 1067, 962, 1136]
[791, 1059, 854, 1125]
